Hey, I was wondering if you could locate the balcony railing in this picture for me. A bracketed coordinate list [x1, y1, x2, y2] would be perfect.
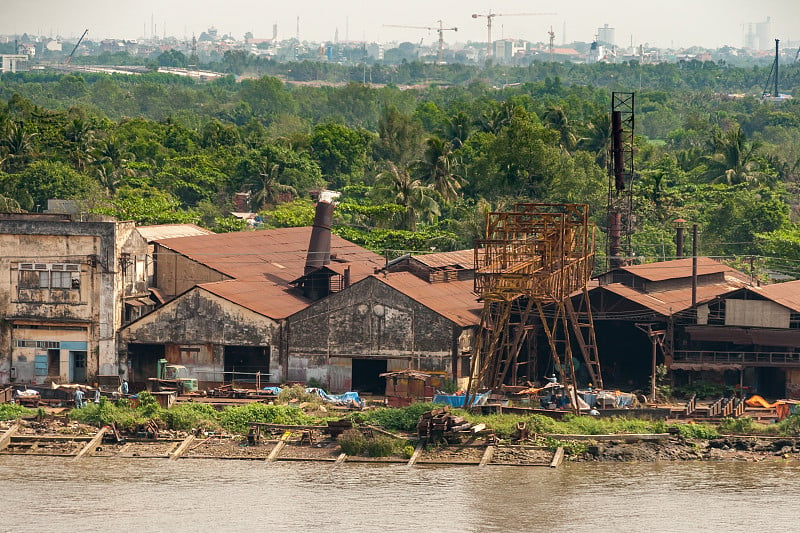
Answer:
[673, 350, 800, 367]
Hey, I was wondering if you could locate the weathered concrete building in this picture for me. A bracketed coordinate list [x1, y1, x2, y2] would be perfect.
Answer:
[286, 271, 481, 393]
[0, 213, 149, 384]
[119, 224, 386, 388]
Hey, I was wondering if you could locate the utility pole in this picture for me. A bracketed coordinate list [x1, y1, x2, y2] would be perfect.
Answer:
[636, 323, 666, 402]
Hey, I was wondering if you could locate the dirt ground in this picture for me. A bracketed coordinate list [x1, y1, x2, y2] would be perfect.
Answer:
[578, 436, 800, 462]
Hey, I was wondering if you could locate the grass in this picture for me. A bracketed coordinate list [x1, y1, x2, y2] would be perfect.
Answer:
[0, 403, 35, 421]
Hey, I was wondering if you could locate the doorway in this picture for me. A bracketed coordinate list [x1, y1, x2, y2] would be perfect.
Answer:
[224, 346, 270, 384]
[127, 343, 165, 389]
[351, 358, 387, 395]
[70, 351, 87, 383]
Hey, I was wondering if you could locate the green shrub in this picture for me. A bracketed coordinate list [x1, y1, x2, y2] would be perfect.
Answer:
[0, 403, 34, 420]
[366, 435, 397, 457]
[338, 428, 367, 455]
[673, 382, 725, 399]
[358, 403, 439, 431]
[219, 403, 315, 434]
[162, 403, 221, 431]
[670, 422, 718, 439]
[776, 414, 800, 436]
[276, 384, 320, 405]
[718, 416, 756, 434]
[70, 397, 147, 431]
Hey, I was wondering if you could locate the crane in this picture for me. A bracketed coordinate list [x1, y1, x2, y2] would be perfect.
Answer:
[65, 29, 89, 65]
[384, 20, 457, 65]
[471, 12, 556, 61]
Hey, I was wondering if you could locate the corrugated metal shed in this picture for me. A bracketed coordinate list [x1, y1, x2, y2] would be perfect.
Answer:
[154, 227, 384, 285]
[411, 249, 475, 270]
[748, 280, 800, 313]
[198, 279, 310, 319]
[136, 224, 215, 242]
[376, 272, 482, 327]
[613, 257, 737, 282]
[598, 280, 747, 316]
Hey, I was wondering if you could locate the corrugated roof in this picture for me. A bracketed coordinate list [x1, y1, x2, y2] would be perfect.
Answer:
[198, 279, 310, 319]
[614, 257, 735, 282]
[154, 227, 384, 285]
[376, 272, 482, 327]
[137, 224, 215, 242]
[411, 249, 475, 270]
[598, 279, 748, 316]
[748, 280, 800, 313]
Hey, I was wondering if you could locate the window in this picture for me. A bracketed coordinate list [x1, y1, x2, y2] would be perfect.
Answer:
[18, 263, 80, 290]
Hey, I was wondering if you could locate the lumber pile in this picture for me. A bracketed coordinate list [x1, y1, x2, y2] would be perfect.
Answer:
[416, 406, 475, 444]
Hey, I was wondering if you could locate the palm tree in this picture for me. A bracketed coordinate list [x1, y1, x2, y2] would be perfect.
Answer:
[542, 105, 577, 153]
[440, 111, 472, 148]
[700, 127, 764, 186]
[579, 113, 612, 171]
[248, 161, 296, 211]
[64, 118, 94, 172]
[414, 136, 465, 205]
[373, 162, 439, 231]
[0, 122, 36, 173]
[92, 136, 134, 194]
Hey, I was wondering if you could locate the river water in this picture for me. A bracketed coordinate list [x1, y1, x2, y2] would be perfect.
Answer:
[1, 456, 797, 532]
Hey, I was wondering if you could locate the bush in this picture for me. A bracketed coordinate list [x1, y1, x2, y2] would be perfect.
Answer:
[670, 422, 718, 439]
[358, 403, 439, 431]
[366, 435, 397, 457]
[219, 403, 315, 434]
[162, 403, 221, 431]
[402, 444, 415, 459]
[776, 414, 800, 436]
[276, 384, 320, 405]
[70, 397, 148, 431]
[0, 403, 34, 420]
[338, 428, 367, 455]
[718, 416, 756, 434]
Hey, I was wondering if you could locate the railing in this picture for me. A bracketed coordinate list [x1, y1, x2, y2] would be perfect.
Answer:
[673, 350, 800, 367]
[684, 393, 697, 417]
[721, 397, 735, 417]
[734, 398, 746, 417]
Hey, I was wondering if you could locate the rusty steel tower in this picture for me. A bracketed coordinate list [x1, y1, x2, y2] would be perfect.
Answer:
[607, 91, 635, 269]
[466, 203, 602, 407]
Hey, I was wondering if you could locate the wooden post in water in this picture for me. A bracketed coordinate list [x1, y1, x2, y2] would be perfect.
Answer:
[407, 441, 425, 466]
[169, 434, 196, 461]
[0, 422, 20, 451]
[479, 445, 495, 467]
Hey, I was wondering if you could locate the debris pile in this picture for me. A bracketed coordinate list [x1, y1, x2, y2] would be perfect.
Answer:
[416, 406, 476, 444]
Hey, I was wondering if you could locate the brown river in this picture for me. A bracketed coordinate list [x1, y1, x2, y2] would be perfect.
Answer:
[1, 456, 798, 532]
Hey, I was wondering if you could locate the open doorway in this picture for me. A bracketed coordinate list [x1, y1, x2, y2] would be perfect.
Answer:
[224, 346, 270, 384]
[127, 343, 165, 390]
[352, 358, 387, 394]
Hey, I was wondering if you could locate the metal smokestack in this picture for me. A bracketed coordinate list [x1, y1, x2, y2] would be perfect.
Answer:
[612, 110, 624, 191]
[304, 190, 340, 275]
[608, 209, 621, 269]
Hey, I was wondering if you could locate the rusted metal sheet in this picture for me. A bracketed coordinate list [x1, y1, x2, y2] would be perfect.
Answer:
[684, 326, 800, 347]
[154, 227, 384, 286]
[136, 224, 214, 242]
[377, 272, 481, 327]
[411, 250, 475, 270]
[747, 280, 800, 313]
[328, 357, 352, 391]
[596, 281, 747, 316]
[609, 257, 736, 283]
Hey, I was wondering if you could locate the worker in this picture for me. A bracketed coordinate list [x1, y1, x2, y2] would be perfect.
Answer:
[121, 380, 129, 395]
[546, 374, 558, 384]
[74, 387, 85, 409]
[589, 405, 600, 416]
[93, 387, 101, 404]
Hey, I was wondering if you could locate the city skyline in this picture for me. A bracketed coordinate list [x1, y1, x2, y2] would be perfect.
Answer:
[3, 0, 799, 50]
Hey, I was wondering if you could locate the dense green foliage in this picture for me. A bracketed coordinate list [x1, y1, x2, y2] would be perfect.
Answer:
[0, 403, 34, 420]
[354, 402, 440, 431]
[1, 60, 800, 271]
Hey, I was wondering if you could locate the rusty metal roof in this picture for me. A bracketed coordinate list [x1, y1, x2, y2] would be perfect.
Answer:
[747, 280, 800, 313]
[411, 249, 475, 270]
[613, 257, 737, 282]
[154, 227, 384, 285]
[136, 224, 215, 242]
[376, 272, 482, 327]
[597, 279, 748, 316]
[198, 279, 310, 319]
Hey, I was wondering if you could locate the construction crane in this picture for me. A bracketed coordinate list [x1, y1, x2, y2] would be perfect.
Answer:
[65, 29, 89, 65]
[471, 11, 556, 61]
[384, 20, 457, 65]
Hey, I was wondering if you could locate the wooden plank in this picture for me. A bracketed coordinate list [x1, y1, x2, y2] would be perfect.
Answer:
[407, 441, 425, 467]
[334, 453, 347, 465]
[266, 431, 292, 462]
[0, 422, 20, 451]
[550, 446, 564, 468]
[479, 445, 495, 467]
[73, 427, 109, 461]
[168, 434, 196, 461]
[364, 425, 404, 440]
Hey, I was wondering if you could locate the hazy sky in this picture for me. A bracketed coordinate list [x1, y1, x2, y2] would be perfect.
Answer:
[4, 0, 800, 49]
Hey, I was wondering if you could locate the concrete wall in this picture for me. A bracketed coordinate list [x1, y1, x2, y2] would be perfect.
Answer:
[121, 287, 280, 382]
[154, 245, 228, 298]
[0, 217, 149, 383]
[287, 276, 460, 390]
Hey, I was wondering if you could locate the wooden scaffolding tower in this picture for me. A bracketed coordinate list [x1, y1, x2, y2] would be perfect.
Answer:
[466, 203, 602, 407]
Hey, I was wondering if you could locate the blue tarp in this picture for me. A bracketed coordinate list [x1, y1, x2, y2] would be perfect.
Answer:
[260, 386, 363, 406]
[262, 386, 283, 395]
[433, 392, 489, 407]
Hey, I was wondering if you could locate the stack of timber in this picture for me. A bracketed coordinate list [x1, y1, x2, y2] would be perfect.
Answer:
[416, 406, 483, 444]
